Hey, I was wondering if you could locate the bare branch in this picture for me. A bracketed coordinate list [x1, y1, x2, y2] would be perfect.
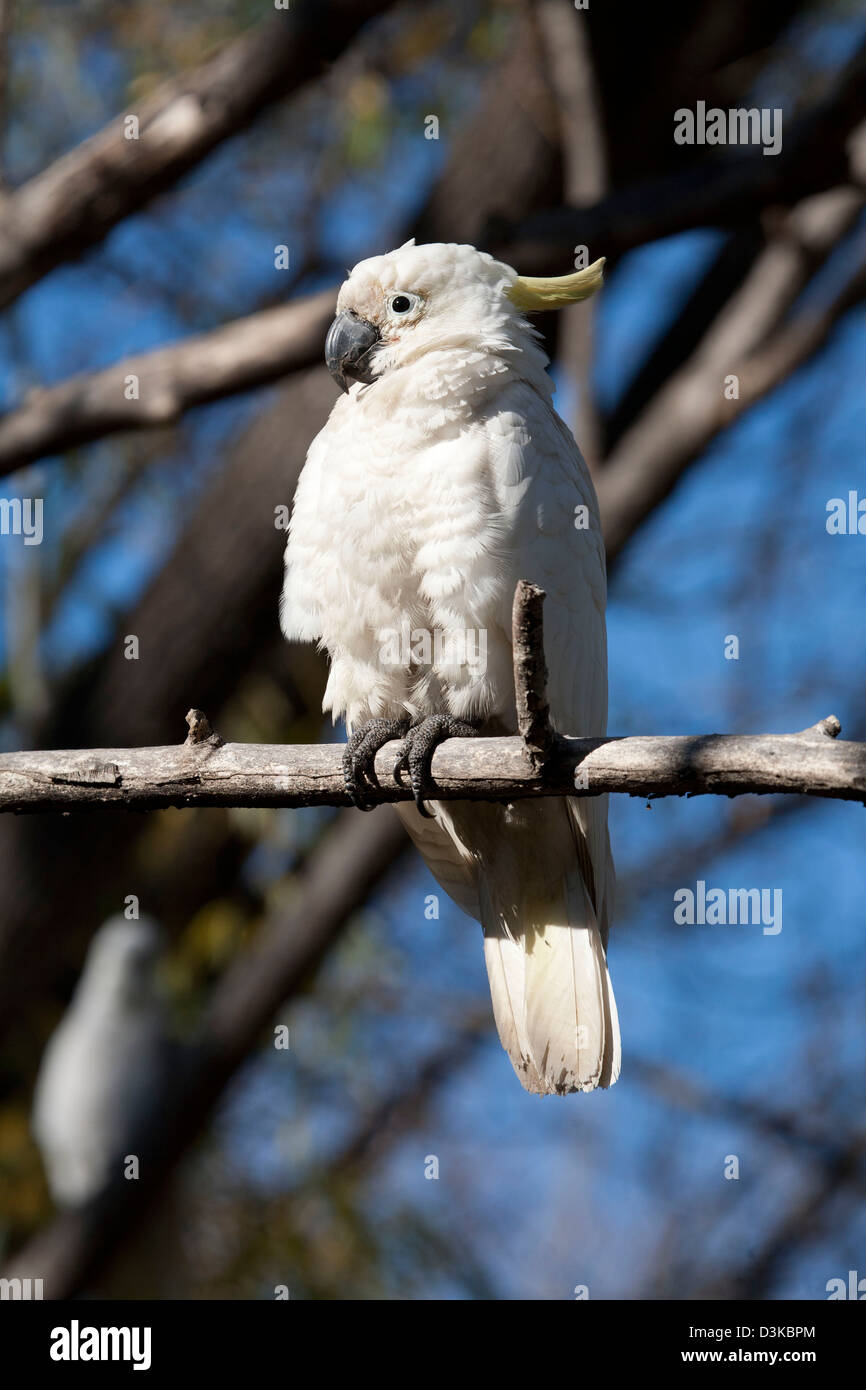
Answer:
[0, 0, 397, 310]
[536, 1, 606, 464]
[4, 126, 863, 481]
[0, 291, 335, 475]
[0, 713, 862, 813]
[1, 590, 861, 815]
[2, 590, 859, 814]
[512, 580, 553, 770]
[0, 0, 14, 193]
[493, 35, 866, 273]
[598, 164, 866, 561]
[0, 805, 407, 1299]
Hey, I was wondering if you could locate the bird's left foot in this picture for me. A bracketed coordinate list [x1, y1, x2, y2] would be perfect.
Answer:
[343, 717, 410, 810]
[393, 714, 478, 817]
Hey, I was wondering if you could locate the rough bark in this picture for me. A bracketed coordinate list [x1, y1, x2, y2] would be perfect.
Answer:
[0, 716, 861, 812]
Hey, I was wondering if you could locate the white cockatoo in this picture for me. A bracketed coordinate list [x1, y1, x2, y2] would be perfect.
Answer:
[32, 915, 169, 1205]
[281, 240, 619, 1095]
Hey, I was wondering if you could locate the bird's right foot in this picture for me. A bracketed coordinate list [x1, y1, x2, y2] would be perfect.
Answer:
[343, 718, 411, 810]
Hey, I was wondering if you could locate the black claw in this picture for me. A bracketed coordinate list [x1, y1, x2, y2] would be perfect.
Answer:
[343, 718, 410, 809]
[391, 721, 421, 784]
[392, 714, 478, 816]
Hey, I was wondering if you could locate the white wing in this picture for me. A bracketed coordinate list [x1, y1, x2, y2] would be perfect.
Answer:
[488, 385, 614, 943]
[421, 383, 620, 1093]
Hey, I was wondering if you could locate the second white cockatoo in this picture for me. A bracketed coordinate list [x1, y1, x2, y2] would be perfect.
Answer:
[281, 240, 619, 1095]
[32, 915, 169, 1206]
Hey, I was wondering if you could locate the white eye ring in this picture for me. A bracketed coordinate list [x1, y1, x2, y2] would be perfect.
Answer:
[387, 292, 420, 317]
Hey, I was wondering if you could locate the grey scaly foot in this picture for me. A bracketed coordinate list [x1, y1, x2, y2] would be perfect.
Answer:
[393, 714, 478, 817]
[343, 717, 411, 810]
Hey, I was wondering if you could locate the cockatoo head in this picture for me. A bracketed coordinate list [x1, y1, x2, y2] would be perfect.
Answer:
[75, 914, 164, 1011]
[325, 239, 604, 392]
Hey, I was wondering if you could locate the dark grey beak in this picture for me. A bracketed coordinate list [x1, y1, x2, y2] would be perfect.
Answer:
[325, 311, 381, 393]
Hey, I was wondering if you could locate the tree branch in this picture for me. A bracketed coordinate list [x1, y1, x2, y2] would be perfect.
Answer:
[0, 0, 397, 311]
[1, 717, 861, 813]
[0, 289, 335, 475]
[3, 103, 863, 482]
[491, 34, 866, 272]
[512, 579, 553, 770]
[536, 1, 606, 465]
[0, 586, 862, 812]
[0, 0, 14, 193]
[0, 804, 407, 1299]
[598, 155, 866, 561]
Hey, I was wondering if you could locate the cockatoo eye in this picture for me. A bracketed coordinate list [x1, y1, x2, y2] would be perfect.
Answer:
[388, 292, 420, 317]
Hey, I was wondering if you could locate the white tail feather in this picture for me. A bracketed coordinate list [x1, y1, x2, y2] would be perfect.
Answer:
[485, 892, 619, 1095]
[482, 925, 545, 1092]
[397, 797, 619, 1096]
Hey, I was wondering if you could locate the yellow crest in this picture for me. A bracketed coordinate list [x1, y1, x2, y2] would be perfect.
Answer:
[507, 257, 605, 311]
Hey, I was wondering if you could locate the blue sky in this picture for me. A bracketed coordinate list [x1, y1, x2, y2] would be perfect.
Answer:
[2, 4, 864, 1297]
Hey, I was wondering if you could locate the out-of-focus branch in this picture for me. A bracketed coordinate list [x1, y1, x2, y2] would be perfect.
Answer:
[631, 1057, 851, 1162]
[0, 12, 569, 1055]
[330, 1015, 490, 1179]
[0, 806, 407, 1298]
[6, 84, 865, 481]
[733, 1134, 866, 1299]
[3, 149, 864, 483]
[0, 290, 335, 475]
[536, 0, 606, 467]
[600, 227, 766, 454]
[0, 0, 14, 192]
[0, 0, 397, 310]
[631, 1058, 866, 1299]
[1, 179, 861, 482]
[493, 35, 866, 272]
[599, 166, 866, 560]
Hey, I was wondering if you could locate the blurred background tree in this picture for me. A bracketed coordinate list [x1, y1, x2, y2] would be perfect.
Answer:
[0, 0, 864, 1299]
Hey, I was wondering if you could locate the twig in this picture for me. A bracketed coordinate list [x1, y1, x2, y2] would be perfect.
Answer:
[512, 580, 553, 771]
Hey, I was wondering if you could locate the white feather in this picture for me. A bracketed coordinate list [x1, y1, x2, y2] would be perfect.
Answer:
[32, 916, 168, 1205]
[283, 241, 620, 1094]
